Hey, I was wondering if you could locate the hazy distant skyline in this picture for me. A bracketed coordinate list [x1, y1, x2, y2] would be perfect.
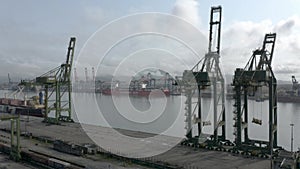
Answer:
[1, 0, 300, 83]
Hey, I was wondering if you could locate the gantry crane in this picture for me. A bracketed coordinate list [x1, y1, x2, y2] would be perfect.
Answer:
[8, 73, 11, 84]
[232, 33, 277, 154]
[37, 37, 76, 124]
[20, 37, 76, 124]
[292, 76, 299, 96]
[182, 6, 225, 145]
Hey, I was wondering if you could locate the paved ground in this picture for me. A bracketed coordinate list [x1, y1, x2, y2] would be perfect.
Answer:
[157, 146, 270, 169]
[0, 115, 271, 169]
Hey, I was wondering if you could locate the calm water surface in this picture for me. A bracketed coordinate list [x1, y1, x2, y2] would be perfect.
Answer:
[1, 90, 299, 151]
[73, 92, 300, 151]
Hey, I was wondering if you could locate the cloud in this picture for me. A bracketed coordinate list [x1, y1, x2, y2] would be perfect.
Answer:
[274, 19, 295, 35]
[0, 2, 109, 81]
[84, 6, 106, 23]
[274, 64, 299, 74]
[1, 1, 300, 82]
[72, 6, 300, 82]
[171, 0, 200, 27]
[220, 20, 272, 74]
[76, 5, 207, 80]
[219, 16, 300, 81]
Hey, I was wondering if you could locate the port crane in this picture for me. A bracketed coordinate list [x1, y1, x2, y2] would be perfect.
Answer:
[8, 73, 11, 84]
[20, 37, 76, 124]
[232, 33, 277, 154]
[292, 76, 299, 96]
[182, 6, 225, 145]
[6, 73, 19, 90]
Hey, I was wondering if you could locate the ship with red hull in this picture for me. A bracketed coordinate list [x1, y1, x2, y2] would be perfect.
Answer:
[101, 88, 170, 97]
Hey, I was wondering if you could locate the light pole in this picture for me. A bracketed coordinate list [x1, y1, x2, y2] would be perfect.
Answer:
[290, 123, 294, 152]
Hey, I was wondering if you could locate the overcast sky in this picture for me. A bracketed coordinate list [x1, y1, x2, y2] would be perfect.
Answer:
[1, 0, 300, 83]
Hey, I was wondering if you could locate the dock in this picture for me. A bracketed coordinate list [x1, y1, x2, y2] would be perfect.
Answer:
[0, 115, 272, 169]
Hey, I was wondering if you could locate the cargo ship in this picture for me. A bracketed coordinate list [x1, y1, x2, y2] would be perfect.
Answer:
[0, 98, 44, 117]
[101, 88, 170, 97]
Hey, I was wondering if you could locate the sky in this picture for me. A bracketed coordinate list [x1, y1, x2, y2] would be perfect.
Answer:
[1, 0, 300, 83]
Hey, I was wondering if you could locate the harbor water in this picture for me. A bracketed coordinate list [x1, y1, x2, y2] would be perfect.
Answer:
[72, 92, 300, 151]
[1, 90, 299, 151]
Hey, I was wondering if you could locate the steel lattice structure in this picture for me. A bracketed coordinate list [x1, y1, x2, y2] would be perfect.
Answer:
[182, 6, 225, 145]
[232, 33, 277, 154]
[19, 37, 76, 124]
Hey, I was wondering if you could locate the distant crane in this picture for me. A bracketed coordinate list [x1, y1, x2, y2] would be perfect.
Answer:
[92, 67, 95, 82]
[7, 73, 18, 90]
[85, 67, 89, 82]
[146, 72, 156, 88]
[74, 68, 78, 82]
[291, 76, 299, 96]
[8, 73, 11, 84]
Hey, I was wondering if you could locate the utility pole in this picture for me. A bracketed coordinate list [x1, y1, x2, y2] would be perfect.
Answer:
[290, 123, 294, 152]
